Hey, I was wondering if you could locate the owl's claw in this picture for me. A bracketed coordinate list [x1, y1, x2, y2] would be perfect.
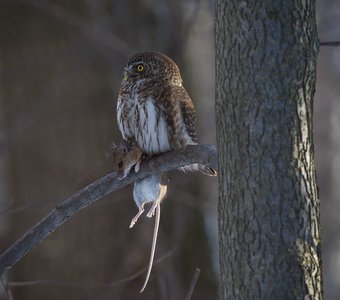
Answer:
[134, 160, 141, 173]
[120, 139, 131, 152]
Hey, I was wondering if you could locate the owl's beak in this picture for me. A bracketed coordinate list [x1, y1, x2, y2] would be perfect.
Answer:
[123, 66, 133, 81]
[123, 66, 138, 81]
[123, 70, 129, 81]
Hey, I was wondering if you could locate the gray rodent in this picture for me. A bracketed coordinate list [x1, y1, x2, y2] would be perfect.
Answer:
[111, 140, 166, 292]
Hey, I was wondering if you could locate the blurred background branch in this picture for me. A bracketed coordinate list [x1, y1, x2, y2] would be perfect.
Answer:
[5, 249, 176, 289]
[320, 41, 340, 46]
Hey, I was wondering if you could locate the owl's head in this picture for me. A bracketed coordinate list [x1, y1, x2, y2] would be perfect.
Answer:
[123, 52, 182, 86]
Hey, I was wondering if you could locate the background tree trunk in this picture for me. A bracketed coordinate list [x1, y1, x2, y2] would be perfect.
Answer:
[215, 0, 322, 299]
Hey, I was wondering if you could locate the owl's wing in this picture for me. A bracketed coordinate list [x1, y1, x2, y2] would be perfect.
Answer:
[177, 87, 198, 144]
[156, 85, 198, 149]
[174, 87, 218, 176]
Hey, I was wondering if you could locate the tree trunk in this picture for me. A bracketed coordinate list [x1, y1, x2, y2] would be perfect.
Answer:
[215, 1, 322, 299]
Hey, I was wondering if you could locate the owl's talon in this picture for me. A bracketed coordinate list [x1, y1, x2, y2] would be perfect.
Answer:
[135, 160, 141, 173]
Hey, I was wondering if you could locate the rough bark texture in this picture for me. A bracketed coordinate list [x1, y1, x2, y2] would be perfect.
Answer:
[215, 1, 322, 299]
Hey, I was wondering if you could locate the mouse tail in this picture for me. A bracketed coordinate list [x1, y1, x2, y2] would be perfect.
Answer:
[140, 204, 160, 293]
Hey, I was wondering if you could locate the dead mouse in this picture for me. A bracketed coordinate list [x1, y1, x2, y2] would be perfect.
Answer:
[111, 140, 143, 179]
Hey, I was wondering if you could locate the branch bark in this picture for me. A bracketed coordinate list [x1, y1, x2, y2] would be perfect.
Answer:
[320, 41, 340, 47]
[0, 144, 217, 276]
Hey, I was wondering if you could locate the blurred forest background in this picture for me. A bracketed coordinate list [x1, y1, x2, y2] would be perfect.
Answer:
[0, 0, 338, 299]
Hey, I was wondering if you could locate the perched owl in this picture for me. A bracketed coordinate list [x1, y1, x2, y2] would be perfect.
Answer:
[117, 51, 215, 220]
[116, 51, 216, 292]
[117, 51, 216, 221]
[117, 51, 215, 173]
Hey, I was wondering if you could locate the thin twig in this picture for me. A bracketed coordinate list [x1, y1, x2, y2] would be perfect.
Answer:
[0, 145, 217, 276]
[0, 200, 56, 217]
[320, 41, 340, 47]
[0, 278, 12, 300]
[185, 268, 201, 300]
[6, 249, 175, 289]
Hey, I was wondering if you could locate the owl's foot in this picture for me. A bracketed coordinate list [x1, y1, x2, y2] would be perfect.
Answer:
[134, 160, 141, 173]
[199, 165, 217, 176]
[129, 206, 145, 228]
[181, 163, 217, 176]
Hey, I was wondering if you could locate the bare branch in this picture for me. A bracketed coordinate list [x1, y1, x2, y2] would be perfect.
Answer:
[0, 145, 217, 276]
[185, 268, 201, 300]
[320, 41, 340, 47]
[0, 278, 12, 300]
[5, 249, 175, 289]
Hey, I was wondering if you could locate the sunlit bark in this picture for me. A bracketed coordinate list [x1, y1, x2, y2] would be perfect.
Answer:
[216, 0, 322, 298]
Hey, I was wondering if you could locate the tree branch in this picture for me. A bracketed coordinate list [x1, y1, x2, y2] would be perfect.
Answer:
[320, 41, 340, 47]
[184, 268, 201, 300]
[0, 145, 217, 276]
[6, 249, 176, 289]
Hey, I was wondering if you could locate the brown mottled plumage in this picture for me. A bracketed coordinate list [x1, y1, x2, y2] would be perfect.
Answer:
[116, 51, 216, 293]
[117, 52, 198, 154]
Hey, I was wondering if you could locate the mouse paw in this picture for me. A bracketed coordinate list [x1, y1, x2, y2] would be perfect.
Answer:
[129, 207, 145, 228]
[146, 202, 158, 218]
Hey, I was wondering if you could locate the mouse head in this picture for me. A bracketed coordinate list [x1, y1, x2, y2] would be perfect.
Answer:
[111, 141, 128, 174]
[111, 141, 143, 179]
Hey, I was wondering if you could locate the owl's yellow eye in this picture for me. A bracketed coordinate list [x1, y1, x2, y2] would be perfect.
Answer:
[136, 64, 144, 72]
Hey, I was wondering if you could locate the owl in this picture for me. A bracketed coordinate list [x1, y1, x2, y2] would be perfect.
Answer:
[117, 51, 215, 173]
[117, 51, 215, 219]
[116, 51, 215, 292]
[117, 51, 215, 221]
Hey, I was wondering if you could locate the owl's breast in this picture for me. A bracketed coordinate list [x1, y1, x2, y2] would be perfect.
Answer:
[135, 98, 171, 155]
[117, 95, 136, 140]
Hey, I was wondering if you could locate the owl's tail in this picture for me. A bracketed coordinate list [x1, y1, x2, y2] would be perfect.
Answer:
[181, 163, 217, 176]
